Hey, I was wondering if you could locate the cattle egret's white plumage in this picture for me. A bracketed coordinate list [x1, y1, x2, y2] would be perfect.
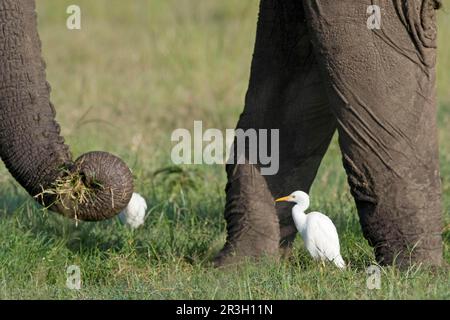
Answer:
[276, 191, 346, 269]
[119, 192, 147, 229]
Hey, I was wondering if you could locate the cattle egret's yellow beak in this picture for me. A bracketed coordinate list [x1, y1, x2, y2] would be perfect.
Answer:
[275, 196, 292, 202]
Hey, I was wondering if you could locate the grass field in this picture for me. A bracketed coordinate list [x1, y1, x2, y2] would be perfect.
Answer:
[0, 0, 449, 299]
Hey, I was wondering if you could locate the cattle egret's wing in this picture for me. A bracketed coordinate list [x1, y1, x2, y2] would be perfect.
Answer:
[307, 212, 341, 261]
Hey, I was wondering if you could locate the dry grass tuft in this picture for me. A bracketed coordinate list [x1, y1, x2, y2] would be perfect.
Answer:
[34, 169, 102, 223]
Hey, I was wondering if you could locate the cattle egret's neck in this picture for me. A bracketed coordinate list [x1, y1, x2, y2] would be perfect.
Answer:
[292, 194, 309, 233]
[292, 205, 307, 233]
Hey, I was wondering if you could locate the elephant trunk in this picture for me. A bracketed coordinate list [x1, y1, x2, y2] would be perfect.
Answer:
[0, 0, 133, 221]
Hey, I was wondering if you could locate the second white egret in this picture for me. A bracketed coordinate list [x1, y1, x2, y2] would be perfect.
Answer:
[119, 192, 148, 229]
[276, 191, 346, 269]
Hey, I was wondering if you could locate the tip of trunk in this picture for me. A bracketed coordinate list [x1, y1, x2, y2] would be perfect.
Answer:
[37, 151, 134, 221]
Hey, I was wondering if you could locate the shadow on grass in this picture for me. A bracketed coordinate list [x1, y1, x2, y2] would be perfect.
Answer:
[0, 185, 126, 255]
[1, 188, 223, 267]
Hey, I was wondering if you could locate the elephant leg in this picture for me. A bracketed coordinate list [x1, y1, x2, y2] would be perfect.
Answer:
[304, 0, 443, 266]
[214, 0, 336, 266]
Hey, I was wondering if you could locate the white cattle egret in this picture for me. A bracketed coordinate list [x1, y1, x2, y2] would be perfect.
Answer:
[119, 192, 147, 229]
[276, 191, 346, 269]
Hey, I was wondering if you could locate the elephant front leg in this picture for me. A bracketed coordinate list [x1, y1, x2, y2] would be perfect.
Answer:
[213, 162, 281, 267]
[304, 0, 443, 266]
[215, 104, 336, 267]
[214, 0, 337, 266]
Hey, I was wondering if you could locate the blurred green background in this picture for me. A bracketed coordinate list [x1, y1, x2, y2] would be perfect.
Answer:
[0, 1, 448, 299]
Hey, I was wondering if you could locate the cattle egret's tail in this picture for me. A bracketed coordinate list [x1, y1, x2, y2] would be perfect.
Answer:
[333, 255, 346, 270]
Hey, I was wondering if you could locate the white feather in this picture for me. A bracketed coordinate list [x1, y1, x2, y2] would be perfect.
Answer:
[277, 191, 346, 269]
[119, 192, 147, 229]
[303, 212, 345, 269]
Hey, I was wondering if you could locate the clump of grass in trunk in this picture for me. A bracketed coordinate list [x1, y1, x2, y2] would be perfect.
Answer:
[35, 169, 102, 224]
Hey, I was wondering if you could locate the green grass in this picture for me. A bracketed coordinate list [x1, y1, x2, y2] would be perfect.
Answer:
[0, 0, 449, 299]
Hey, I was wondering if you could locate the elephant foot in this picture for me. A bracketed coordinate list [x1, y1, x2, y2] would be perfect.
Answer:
[213, 235, 280, 268]
[214, 164, 281, 267]
[356, 197, 443, 268]
[213, 226, 296, 267]
[374, 238, 443, 268]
